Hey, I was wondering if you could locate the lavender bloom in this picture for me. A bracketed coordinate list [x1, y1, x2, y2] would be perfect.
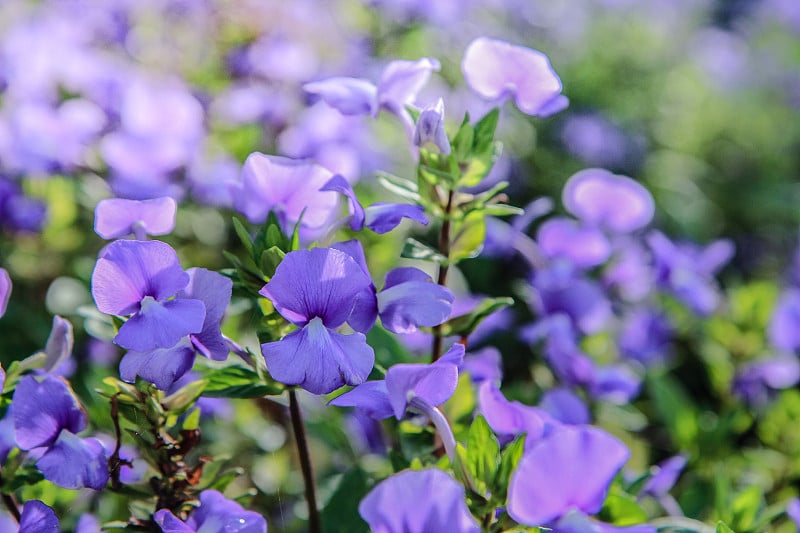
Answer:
[527, 316, 596, 387]
[531, 263, 612, 335]
[641, 455, 687, 499]
[647, 231, 734, 316]
[13, 375, 108, 490]
[588, 365, 642, 404]
[231, 153, 338, 235]
[508, 426, 629, 526]
[603, 240, 654, 302]
[43, 315, 73, 373]
[19, 500, 59, 533]
[563, 169, 654, 233]
[304, 58, 440, 134]
[321, 175, 427, 234]
[414, 98, 450, 154]
[329, 381, 394, 420]
[359, 469, 480, 533]
[94, 197, 177, 240]
[462, 37, 567, 117]
[154, 489, 267, 533]
[732, 356, 800, 407]
[618, 308, 673, 367]
[0, 267, 10, 318]
[539, 387, 590, 425]
[0, 177, 46, 233]
[91, 240, 206, 352]
[769, 288, 800, 353]
[260, 248, 375, 394]
[537, 218, 611, 269]
[463, 346, 503, 384]
[478, 381, 551, 445]
[377, 267, 453, 334]
[787, 498, 800, 530]
[120, 268, 232, 390]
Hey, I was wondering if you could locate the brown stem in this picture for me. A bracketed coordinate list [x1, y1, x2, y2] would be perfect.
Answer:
[108, 395, 131, 490]
[0, 487, 19, 523]
[431, 188, 455, 362]
[289, 389, 321, 533]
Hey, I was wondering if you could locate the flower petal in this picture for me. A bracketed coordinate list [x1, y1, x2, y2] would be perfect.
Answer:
[304, 77, 377, 115]
[179, 268, 232, 360]
[261, 318, 374, 394]
[462, 37, 564, 117]
[36, 432, 109, 490]
[13, 375, 86, 449]
[0, 267, 11, 318]
[260, 247, 374, 328]
[364, 203, 428, 234]
[537, 218, 611, 269]
[563, 169, 654, 233]
[329, 381, 393, 420]
[115, 298, 205, 352]
[19, 500, 60, 533]
[321, 174, 365, 231]
[119, 340, 197, 391]
[91, 240, 189, 316]
[94, 197, 177, 239]
[378, 267, 453, 334]
[385, 359, 459, 419]
[43, 315, 73, 372]
[508, 426, 629, 525]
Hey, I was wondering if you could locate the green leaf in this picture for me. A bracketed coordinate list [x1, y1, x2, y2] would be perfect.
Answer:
[601, 492, 648, 526]
[231, 217, 254, 256]
[452, 113, 474, 161]
[483, 204, 525, 217]
[457, 141, 502, 188]
[401, 238, 447, 263]
[716, 521, 735, 533]
[730, 486, 763, 531]
[162, 379, 208, 414]
[449, 210, 486, 263]
[321, 468, 371, 533]
[259, 246, 286, 279]
[181, 408, 202, 431]
[198, 365, 283, 398]
[493, 434, 525, 504]
[473, 108, 500, 153]
[376, 171, 421, 202]
[439, 297, 514, 337]
[466, 415, 500, 496]
[647, 373, 698, 449]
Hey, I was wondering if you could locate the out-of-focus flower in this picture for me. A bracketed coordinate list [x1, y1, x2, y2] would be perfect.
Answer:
[531, 263, 612, 335]
[0, 267, 11, 318]
[260, 248, 375, 394]
[19, 500, 60, 533]
[769, 288, 800, 353]
[562, 168, 654, 234]
[618, 308, 673, 367]
[462, 37, 567, 117]
[539, 387, 590, 425]
[94, 197, 177, 240]
[377, 267, 453, 334]
[43, 315, 73, 373]
[537, 217, 611, 269]
[732, 356, 800, 407]
[358, 469, 480, 533]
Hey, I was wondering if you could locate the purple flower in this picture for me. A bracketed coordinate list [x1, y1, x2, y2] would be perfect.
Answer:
[462, 346, 503, 384]
[260, 248, 375, 394]
[539, 387, 590, 425]
[43, 315, 73, 373]
[732, 356, 800, 407]
[414, 98, 450, 154]
[526, 316, 596, 388]
[787, 498, 800, 530]
[562, 169, 654, 233]
[154, 489, 267, 532]
[478, 381, 551, 445]
[321, 175, 428, 234]
[119, 268, 232, 390]
[359, 469, 480, 533]
[231, 153, 338, 235]
[0, 267, 11, 318]
[641, 455, 687, 499]
[19, 500, 59, 533]
[91, 239, 206, 352]
[13, 375, 108, 490]
[769, 288, 800, 353]
[531, 264, 612, 335]
[329, 381, 394, 420]
[553, 510, 655, 533]
[618, 308, 673, 367]
[508, 425, 629, 526]
[648, 231, 734, 316]
[537, 217, 611, 269]
[305, 58, 440, 122]
[94, 197, 177, 240]
[462, 37, 567, 117]
[377, 267, 453, 334]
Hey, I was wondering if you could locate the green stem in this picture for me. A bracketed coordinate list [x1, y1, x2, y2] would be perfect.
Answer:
[431, 188, 455, 362]
[289, 389, 321, 533]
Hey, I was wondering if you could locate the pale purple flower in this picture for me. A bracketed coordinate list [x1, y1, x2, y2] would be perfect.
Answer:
[508, 425, 629, 525]
[462, 37, 567, 117]
[732, 356, 800, 407]
[359, 469, 480, 533]
[553, 510, 655, 533]
[231, 153, 339, 234]
[531, 263, 612, 335]
[91, 240, 206, 352]
[478, 381, 551, 445]
[563, 169, 654, 233]
[0, 178, 47, 233]
[260, 248, 375, 394]
[769, 288, 800, 353]
[154, 489, 267, 533]
[537, 218, 611, 269]
[377, 267, 453, 334]
[618, 308, 673, 367]
[43, 315, 73, 373]
[19, 500, 59, 533]
[414, 98, 450, 154]
[321, 175, 427, 234]
[641, 455, 687, 499]
[94, 197, 177, 240]
[539, 387, 590, 425]
[462, 346, 503, 384]
[13, 375, 108, 490]
[0, 267, 10, 318]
